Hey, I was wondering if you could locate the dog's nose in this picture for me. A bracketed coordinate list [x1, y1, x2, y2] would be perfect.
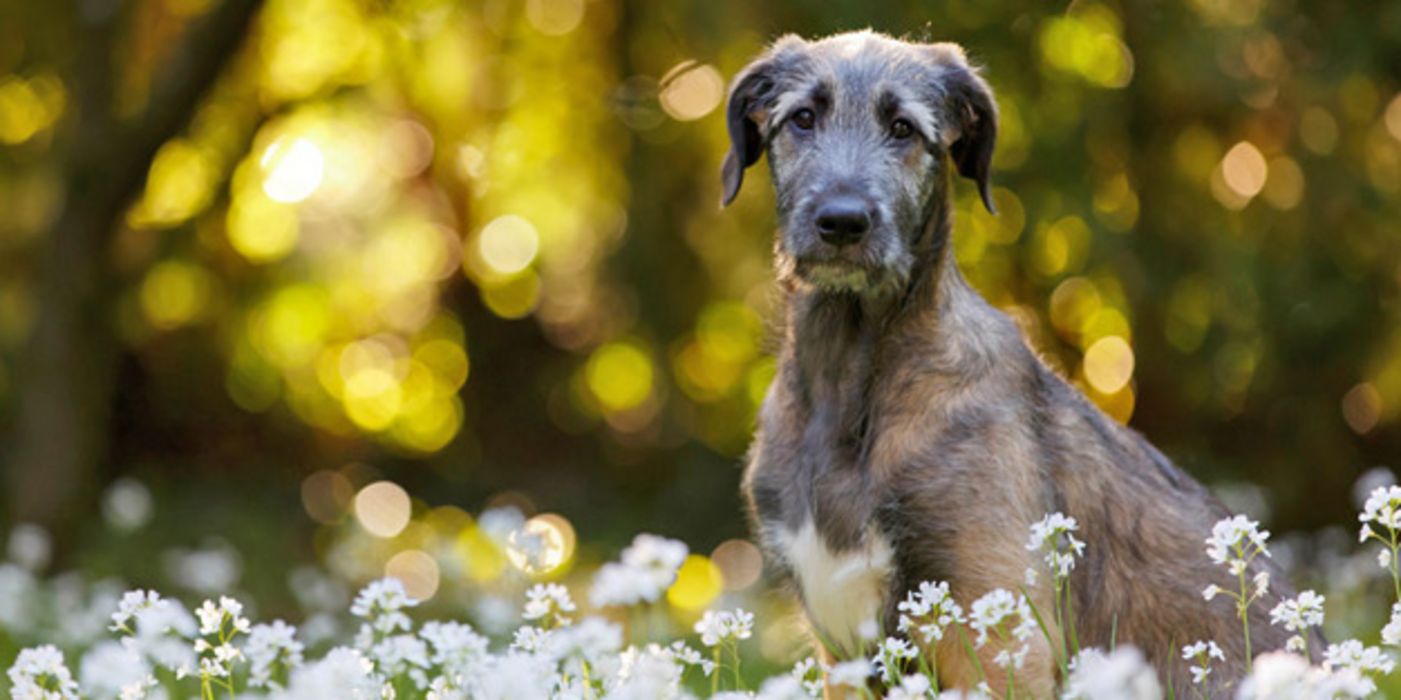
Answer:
[815, 198, 872, 246]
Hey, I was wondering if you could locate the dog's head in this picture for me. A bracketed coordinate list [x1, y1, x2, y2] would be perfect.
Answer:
[721, 31, 997, 294]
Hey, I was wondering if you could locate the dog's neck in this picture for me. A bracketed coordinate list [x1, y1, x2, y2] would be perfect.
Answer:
[779, 198, 989, 429]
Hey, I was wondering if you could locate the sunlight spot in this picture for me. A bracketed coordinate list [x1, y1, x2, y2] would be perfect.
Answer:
[1220, 141, 1268, 199]
[506, 514, 575, 576]
[586, 342, 653, 412]
[301, 470, 354, 524]
[1342, 383, 1383, 435]
[354, 481, 411, 538]
[1083, 335, 1135, 395]
[711, 539, 763, 591]
[667, 555, 724, 611]
[261, 137, 325, 203]
[386, 549, 440, 601]
[477, 215, 540, 275]
[140, 261, 214, 330]
[526, 0, 584, 36]
[660, 63, 725, 121]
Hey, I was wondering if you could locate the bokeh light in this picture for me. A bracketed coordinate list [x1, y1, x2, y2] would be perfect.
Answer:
[354, 481, 412, 538]
[711, 539, 763, 591]
[385, 549, 441, 601]
[666, 554, 723, 611]
[261, 137, 325, 203]
[506, 513, 576, 576]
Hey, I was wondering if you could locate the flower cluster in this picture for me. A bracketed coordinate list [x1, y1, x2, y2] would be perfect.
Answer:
[693, 609, 754, 648]
[522, 583, 576, 628]
[1182, 639, 1225, 686]
[7, 509, 1401, 700]
[1025, 512, 1086, 579]
[1269, 590, 1325, 656]
[896, 580, 965, 644]
[589, 534, 688, 608]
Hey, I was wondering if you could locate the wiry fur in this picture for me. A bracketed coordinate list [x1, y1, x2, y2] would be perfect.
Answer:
[723, 31, 1309, 696]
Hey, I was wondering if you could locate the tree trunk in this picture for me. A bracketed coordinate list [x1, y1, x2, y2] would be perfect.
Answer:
[3, 0, 264, 544]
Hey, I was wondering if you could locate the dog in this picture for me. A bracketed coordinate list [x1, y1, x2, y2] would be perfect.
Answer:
[725, 30, 1302, 695]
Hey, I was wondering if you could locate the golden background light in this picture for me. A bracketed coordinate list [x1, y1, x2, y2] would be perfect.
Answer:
[260, 137, 325, 203]
[354, 481, 412, 538]
[1220, 141, 1268, 199]
[386, 549, 441, 601]
[526, 0, 585, 36]
[1083, 335, 1135, 395]
[300, 469, 354, 524]
[1342, 383, 1383, 435]
[660, 63, 725, 121]
[505, 513, 576, 576]
[477, 215, 541, 276]
[585, 342, 654, 412]
[666, 554, 724, 611]
[710, 539, 763, 591]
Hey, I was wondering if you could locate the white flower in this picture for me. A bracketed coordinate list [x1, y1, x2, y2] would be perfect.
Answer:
[875, 637, 916, 682]
[1382, 602, 1401, 647]
[119, 596, 197, 675]
[666, 640, 715, 677]
[1359, 485, 1401, 532]
[886, 673, 932, 700]
[7, 645, 79, 700]
[1063, 646, 1161, 700]
[550, 616, 623, 665]
[368, 633, 430, 686]
[510, 625, 553, 654]
[110, 590, 162, 634]
[590, 534, 688, 608]
[1026, 512, 1087, 578]
[466, 651, 555, 700]
[1181, 640, 1224, 686]
[522, 583, 576, 625]
[826, 658, 872, 688]
[1181, 640, 1225, 661]
[195, 595, 250, 637]
[1202, 585, 1221, 601]
[1236, 651, 1374, 699]
[350, 577, 418, 640]
[1205, 514, 1271, 567]
[1269, 590, 1325, 632]
[621, 535, 688, 584]
[754, 674, 812, 700]
[897, 580, 965, 643]
[693, 608, 753, 647]
[270, 647, 386, 700]
[608, 645, 687, 699]
[968, 589, 1017, 646]
[420, 620, 489, 675]
[246, 620, 304, 689]
[1322, 639, 1395, 677]
[789, 657, 824, 697]
[78, 641, 151, 700]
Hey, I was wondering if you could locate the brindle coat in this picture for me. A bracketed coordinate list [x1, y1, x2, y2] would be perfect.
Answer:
[723, 31, 1305, 696]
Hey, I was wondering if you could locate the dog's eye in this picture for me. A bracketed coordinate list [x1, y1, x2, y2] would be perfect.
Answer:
[790, 108, 816, 132]
[890, 118, 915, 140]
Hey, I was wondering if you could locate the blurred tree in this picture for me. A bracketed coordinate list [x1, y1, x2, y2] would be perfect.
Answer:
[3, 0, 262, 539]
[0, 0, 1396, 566]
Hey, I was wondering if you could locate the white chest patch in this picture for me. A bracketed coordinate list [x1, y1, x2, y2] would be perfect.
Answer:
[777, 520, 894, 655]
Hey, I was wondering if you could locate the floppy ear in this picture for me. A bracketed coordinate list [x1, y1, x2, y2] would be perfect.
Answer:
[720, 66, 777, 207]
[928, 45, 999, 214]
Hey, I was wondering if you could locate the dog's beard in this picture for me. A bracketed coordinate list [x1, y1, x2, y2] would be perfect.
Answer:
[776, 238, 913, 296]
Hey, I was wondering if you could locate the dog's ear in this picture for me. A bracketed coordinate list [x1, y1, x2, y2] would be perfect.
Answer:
[721, 37, 804, 207]
[925, 43, 998, 214]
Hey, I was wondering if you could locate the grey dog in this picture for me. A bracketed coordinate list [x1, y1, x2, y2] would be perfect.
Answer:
[725, 30, 1302, 695]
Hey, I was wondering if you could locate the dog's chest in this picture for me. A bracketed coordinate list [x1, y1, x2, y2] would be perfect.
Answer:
[775, 519, 895, 655]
